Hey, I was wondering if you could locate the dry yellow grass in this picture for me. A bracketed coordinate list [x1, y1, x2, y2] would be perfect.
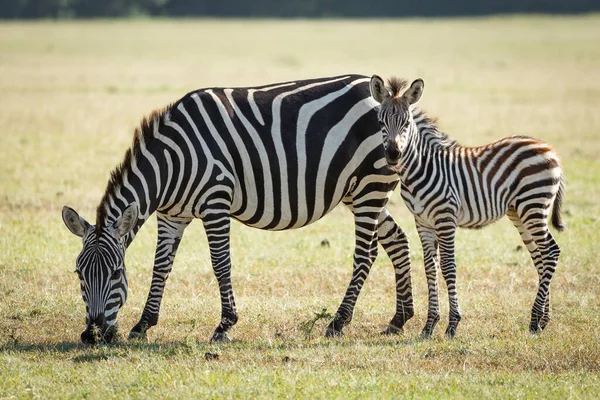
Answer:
[0, 16, 599, 398]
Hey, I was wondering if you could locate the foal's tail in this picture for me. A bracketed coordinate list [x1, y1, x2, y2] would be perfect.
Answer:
[551, 175, 566, 232]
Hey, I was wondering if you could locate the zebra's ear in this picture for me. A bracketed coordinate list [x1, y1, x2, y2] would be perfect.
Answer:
[62, 206, 91, 238]
[403, 79, 424, 105]
[113, 203, 139, 238]
[370, 75, 391, 103]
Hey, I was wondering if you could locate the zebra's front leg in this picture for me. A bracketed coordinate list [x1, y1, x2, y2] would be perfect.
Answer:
[203, 213, 238, 343]
[325, 212, 379, 337]
[417, 224, 441, 338]
[129, 214, 192, 341]
[436, 220, 461, 338]
[378, 208, 413, 335]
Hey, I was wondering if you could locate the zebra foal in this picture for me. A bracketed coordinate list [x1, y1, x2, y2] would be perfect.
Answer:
[369, 75, 565, 337]
[61, 75, 415, 344]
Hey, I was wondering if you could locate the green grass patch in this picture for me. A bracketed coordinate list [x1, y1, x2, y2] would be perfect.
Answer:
[1, 16, 600, 399]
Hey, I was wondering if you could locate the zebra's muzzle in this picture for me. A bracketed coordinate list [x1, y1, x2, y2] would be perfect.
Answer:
[81, 314, 115, 344]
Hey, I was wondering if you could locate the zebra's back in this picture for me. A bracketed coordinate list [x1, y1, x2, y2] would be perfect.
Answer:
[159, 74, 396, 230]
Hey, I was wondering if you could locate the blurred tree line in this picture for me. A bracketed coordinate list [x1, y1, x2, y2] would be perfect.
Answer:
[1, 0, 598, 19]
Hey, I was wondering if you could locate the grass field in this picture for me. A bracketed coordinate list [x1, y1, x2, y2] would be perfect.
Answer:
[1, 15, 600, 398]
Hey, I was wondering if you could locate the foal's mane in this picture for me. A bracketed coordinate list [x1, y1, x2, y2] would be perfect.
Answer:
[95, 104, 173, 230]
[411, 108, 459, 151]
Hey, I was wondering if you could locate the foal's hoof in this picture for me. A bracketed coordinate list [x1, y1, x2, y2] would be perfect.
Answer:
[539, 316, 550, 331]
[210, 331, 232, 343]
[529, 325, 542, 335]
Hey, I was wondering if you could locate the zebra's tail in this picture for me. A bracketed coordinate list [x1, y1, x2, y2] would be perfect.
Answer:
[551, 175, 566, 232]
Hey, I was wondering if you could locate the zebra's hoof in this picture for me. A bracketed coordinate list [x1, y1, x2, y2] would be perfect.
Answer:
[382, 324, 403, 335]
[127, 330, 148, 342]
[210, 331, 231, 343]
[444, 326, 457, 339]
[420, 328, 434, 339]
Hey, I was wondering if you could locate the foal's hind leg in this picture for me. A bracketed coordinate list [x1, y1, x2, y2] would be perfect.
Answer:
[507, 209, 550, 329]
[516, 208, 561, 333]
[377, 208, 413, 334]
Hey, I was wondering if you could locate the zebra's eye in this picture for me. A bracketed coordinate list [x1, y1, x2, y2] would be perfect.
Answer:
[379, 120, 385, 129]
[112, 269, 122, 280]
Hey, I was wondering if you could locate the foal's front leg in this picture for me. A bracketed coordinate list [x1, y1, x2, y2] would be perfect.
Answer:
[416, 224, 440, 337]
[436, 218, 461, 338]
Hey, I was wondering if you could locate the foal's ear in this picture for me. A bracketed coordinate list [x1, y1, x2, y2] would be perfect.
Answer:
[370, 75, 391, 103]
[112, 203, 139, 238]
[62, 206, 91, 238]
[403, 79, 424, 105]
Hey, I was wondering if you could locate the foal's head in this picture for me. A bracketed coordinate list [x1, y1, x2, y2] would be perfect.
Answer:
[369, 76, 424, 165]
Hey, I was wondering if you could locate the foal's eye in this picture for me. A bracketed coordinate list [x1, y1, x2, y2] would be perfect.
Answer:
[112, 269, 122, 280]
[378, 120, 385, 128]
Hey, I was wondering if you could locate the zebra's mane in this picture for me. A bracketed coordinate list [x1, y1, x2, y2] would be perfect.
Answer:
[95, 103, 173, 230]
[411, 107, 459, 151]
[387, 77, 409, 98]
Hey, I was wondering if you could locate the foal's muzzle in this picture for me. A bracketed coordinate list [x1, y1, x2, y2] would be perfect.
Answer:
[384, 146, 401, 165]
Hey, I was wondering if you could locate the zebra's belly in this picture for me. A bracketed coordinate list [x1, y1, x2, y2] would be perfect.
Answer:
[456, 204, 508, 229]
[232, 204, 337, 231]
[230, 180, 350, 231]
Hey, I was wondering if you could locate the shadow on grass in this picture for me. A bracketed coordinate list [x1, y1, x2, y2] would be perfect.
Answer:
[0, 332, 438, 363]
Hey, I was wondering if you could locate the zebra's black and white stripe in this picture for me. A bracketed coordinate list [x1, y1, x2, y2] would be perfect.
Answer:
[62, 75, 414, 344]
[370, 75, 565, 337]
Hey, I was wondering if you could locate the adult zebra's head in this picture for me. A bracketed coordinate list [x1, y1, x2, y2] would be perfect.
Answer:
[370, 75, 424, 166]
[61, 203, 138, 344]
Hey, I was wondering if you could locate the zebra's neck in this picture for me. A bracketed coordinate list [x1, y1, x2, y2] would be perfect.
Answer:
[95, 107, 171, 248]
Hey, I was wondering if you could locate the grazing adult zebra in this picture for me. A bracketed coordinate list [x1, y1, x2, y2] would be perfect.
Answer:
[62, 74, 414, 344]
[369, 75, 565, 337]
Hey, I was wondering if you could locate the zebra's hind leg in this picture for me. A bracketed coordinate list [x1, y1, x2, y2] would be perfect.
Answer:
[129, 214, 192, 341]
[325, 210, 379, 338]
[518, 210, 561, 333]
[416, 223, 441, 338]
[203, 212, 238, 343]
[377, 208, 413, 335]
[507, 209, 551, 330]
